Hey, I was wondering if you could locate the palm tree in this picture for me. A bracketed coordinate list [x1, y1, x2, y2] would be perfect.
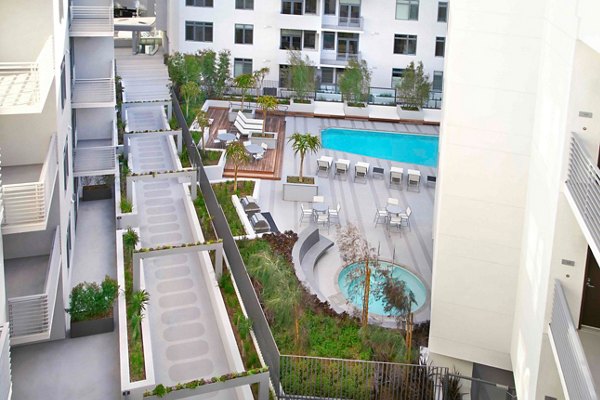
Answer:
[233, 73, 256, 113]
[225, 141, 250, 192]
[123, 227, 139, 260]
[193, 108, 210, 151]
[288, 133, 321, 183]
[257, 95, 278, 133]
[180, 81, 200, 118]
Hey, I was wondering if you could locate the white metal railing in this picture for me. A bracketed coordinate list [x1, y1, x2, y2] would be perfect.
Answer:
[8, 228, 61, 342]
[565, 134, 600, 249]
[74, 145, 116, 175]
[72, 61, 116, 106]
[0, 323, 11, 400]
[70, 5, 113, 35]
[549, 280, 598, 400]
[338, 16, 363, 28]
[2, 133, 57, 227]
[0, 35, 54, 111]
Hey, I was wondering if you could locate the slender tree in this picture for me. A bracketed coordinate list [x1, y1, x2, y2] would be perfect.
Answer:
[288, 50, 315, 101]
[167, 52, 201, 88]
[198, 49, 217, 97]
[193, 108, 210, 150]
[253, 67, 270, 97]
[257, 95, 278, 133]
[233, 73, 256, 113]
[215, 50, 231, 98]
[396, 61, 431, 109]
[180, 81, 200, 117]
[224, 141, 250, 192]
[338, 59, 371, 105]
[288, 132, 321, 182]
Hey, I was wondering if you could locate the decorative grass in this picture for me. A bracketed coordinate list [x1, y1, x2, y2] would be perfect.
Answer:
[123, 238, 146, 381]
[200, 149, 222, 166]
[286, 176, 315, 184]
[211, 180, 255, 237]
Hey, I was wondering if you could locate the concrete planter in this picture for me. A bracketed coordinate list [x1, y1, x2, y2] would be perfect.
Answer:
[82, 184, 113, 201]
[203, 149, 226, 182]
[343, 102, 369, 118]
[397, 106, 425, 121]
[283, 177, 319, 202]
[71, 314, 115, 338]
[288, 99, 314, 114]
[250, 132, 277, 149]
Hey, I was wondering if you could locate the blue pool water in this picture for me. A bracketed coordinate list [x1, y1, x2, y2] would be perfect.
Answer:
[321, 128, 439, 167]
[338, 261, 427, 316]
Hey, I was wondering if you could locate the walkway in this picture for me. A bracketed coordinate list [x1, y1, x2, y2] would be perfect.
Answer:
[117, 50, 246, 398]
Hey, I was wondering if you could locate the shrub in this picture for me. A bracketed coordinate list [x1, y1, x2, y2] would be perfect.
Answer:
[66, 276, 118, 322]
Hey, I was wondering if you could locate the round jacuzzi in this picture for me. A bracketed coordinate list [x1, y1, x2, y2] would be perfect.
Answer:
[337, 261, 427, 316]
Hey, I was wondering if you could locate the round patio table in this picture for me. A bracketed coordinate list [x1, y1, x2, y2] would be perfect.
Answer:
[386, 204, 403, 215]
[217, 132, 236, 142]
[245, 144, 264, 155]
[312, 203, 328, 212]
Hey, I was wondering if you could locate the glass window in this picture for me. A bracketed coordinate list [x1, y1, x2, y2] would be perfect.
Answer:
[185, 21, 213, 42]
[393, 34, 417, 55]
[304, 31, 316, 49]
[236, 0, 254, 9]
[280, 29, 302, 50]
[324, 0, 336, 15]
[391, 68, 404, 87]
[323, 31, 335, 50]
[234, 58, 253, 77]
[186, 0, 213, 6]
[279, 65, 290, 88]
[305, 0, 317, 14]
[235, 24, 253, 44]
[66, 219, 72, 269]
[396, 0, 419, 20]
[435, 36, 445, 57]
[282, 0, 303, 14]
[321, 67, 334, 84]
[63, 140, 69, 191]
[437, 2, 448, 22]
[60, 57, 66, 110]
[432, 71, 443, 92]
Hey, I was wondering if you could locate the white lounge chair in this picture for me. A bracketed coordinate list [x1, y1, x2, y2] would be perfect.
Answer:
[334, 159, 350, 179]
[234, 120, 262, 137]
[300, 203, 313, 223]
[317, 156, 333, 175]
[390, 167, 404, 189]
[407, 169, 421, 192]
[237, 110, 263, 127]
[355, 162, 370, 182]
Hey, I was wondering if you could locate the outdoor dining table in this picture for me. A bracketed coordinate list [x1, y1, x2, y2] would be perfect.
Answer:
[217, 132, 237, 143]
[386, 204, 403, 215]
[312, 202, 328, 213]
[245, 143, 264, 155]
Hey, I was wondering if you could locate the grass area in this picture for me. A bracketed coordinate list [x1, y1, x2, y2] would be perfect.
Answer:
[237, 237, 409, 362]
[193, 187, 218, 242]
[179, 145, 191, 168]
[212, 180, 255, 237]
[201, 149, 222, 166]
[123, 238, 145, 381]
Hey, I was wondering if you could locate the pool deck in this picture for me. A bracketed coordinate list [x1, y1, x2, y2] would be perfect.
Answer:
[256, 116, 438, 325]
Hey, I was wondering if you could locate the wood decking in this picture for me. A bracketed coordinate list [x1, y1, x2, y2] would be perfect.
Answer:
[206, 107, 286, 180]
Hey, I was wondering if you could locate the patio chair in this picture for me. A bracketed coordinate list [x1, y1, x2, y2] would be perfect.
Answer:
[387, 197, 399, 206]
[388, 215, 403, 232]
[300, 203, 314, 223]
[373, 208, 388, 226]
[334, 159, 350, 179]
[354, 162, 370, 182]
[329, 203, 341, 225]
[313, 195, 324, 203]
[261, 143, 269, 151]
[212, 138, 222, 148]
[399, 206, 412, 231]
[253, 152, 264, 161]
[390, 167, 404, 189]
[243, 140, 252, 147]
[218, 129, 227, 134]
[407, 169, 421, 192]
[317, 156, 333, 175]
[316, 212, 330, 232]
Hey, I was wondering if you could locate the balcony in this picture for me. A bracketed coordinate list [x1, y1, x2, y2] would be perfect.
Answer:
[1, 134, 58, 233]
[0, 35, 54, 115]
[69, 2, 113, 37]
[71, 63, 115, 108]
[0, 323, 11, 400]
[549, 280, 598, 400]
[565, 134, 600, 259]
[320, 52, 361, 67]
[321, 16, 364, 31]
[74, 125, 117, 177]
[6, 228, 61, 345]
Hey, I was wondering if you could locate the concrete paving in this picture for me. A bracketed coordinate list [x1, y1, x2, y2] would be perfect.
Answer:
[258, 116, 438, 324]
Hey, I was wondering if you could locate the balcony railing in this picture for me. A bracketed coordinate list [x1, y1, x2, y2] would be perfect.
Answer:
[565, 134, 600, 253]
[74, 142, 117, 176]
[338, 16, 363, 29]
[549, 280, 598, 400]
[8, 228, 61, 345]
[320, 52, 361, 66]
[2, 134, 57, 230]
[0, 323, 11, 400]
[72, 62, 116, 108]
[69, 4, 114, 37]
[0, 35, 54, 115]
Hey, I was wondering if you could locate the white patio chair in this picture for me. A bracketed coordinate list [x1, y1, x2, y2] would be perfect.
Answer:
[261, 143, 269, 151]
[399, 206, 412, 231]
[388, 215, 403, 232]
[329, 203, 341, 225]
[390, 167, 404, 189]
[313, 195, 324, 203]
[218, 129, 227, 134]
[316, 212, 330, 232]
[253, 152, 264, 161]
[300, 203, 313, 223]
[373, 208, 388, 226]
[387, 198, 399, 206]
[243, 140, 252, 147]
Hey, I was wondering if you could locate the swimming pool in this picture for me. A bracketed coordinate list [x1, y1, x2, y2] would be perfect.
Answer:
[338, 261, 427, 316]
[321, 128, 438, 167]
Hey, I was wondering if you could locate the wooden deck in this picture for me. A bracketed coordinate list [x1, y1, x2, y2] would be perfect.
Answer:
[206, 107, 285, 180]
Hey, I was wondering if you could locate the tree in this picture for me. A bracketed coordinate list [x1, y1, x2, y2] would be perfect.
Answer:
[253, 67, 270, 97]
[396, 61, 431, 110]
[180, 81, 200, 118]
[337, 224, 378, 329]
[167, 52, 201, 87]
[338, 59, 371, 105]
[215, 50, 231, 98]
[288, 50, 315, 101]
[233, 73, 256, 112]
[193, 108, 210, 150]
[198, 49, 217, 97]
[225, 141, 250, 192]
[287, 132, 321, 182]
[257, 95, 278, 133]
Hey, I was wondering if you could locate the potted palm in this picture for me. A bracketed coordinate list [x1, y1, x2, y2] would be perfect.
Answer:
[225, 141, 251, 193]
[339, 59, 371, 118]
[283, 132, 320, 201]
[67, 275, 119, 338]
[396, 61, 430, 121]
[252, 95, 279, 149]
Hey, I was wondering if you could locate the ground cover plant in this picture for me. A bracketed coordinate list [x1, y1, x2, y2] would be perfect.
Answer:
[211, 180, 254, 236]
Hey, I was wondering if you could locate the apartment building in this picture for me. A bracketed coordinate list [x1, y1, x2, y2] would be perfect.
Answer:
[0, 0, 116, 396]
[163, 0, 447, 93]
[430, 0, 600, 398]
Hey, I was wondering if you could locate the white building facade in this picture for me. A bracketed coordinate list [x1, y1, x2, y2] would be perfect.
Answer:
[430, 0, 600, 398]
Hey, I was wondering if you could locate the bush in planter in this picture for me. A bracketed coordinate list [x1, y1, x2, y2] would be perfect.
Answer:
[287, 132, 321, 183]
[396, 61, 431, 110]
[66, 276, 119, 322]
[339, 59, 371, 106]
[287, 50, 315, 102]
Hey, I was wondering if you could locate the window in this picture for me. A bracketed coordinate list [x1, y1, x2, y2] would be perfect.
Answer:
[282, 0, 303, 14]
[280, 29, 302, 50]
[63, 140, 69, 191]
[393, 34, 417, 55]
[235, 24, 253, 44]
[60, 57, 66, 110]
[324, 0, 336, 15]
[305, 0, 317, 14]
[396, 0, 419, 20]
[321, 67, 335, 84]
[279, 65, 290, 87]
[185, 21, 213, 42]
[304, 31, 316, 49]
[66, 219, 72, 269]
[323, 31, 335, 50]
[435, 36, 445, 57]
[234, 58, 253, 77]
[437, 2, 448, 22]
[432, 71, 443, 92]
[236, 0, 254, 9]
[391, 68, 404, 87]
[186, 0, 213, 6]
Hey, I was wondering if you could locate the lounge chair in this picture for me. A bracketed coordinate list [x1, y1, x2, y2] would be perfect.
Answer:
[390, 167, 404, 189]
[234, 120, 262, 137]
[237, 110, 263, 127]
[407, 169, 421, 192]
[355, 162, 370, 182]
[334, 159, 350, 179]
[317, 156, 333, 175]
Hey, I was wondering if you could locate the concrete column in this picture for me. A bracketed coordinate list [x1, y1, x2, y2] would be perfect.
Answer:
[190, 171, 197, 200]
[258, 373, 269, 400]
[214, 245, 223, 280]
[176, 132, 182, 153]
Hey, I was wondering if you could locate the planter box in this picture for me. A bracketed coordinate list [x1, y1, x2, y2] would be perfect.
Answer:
[343, 102, 369, 118]
[203, 149, 226, 182]
[82, 184, 113, 201]
[71, 315, 114, 338]
[283, 177, 319, 202]
[250, 132, 277, 149]
[288, 100, 314, 114]
[397, 106, 425, 121]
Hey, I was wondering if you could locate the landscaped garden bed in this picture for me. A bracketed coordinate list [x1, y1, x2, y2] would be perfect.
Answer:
[211, 180, 255, 237]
